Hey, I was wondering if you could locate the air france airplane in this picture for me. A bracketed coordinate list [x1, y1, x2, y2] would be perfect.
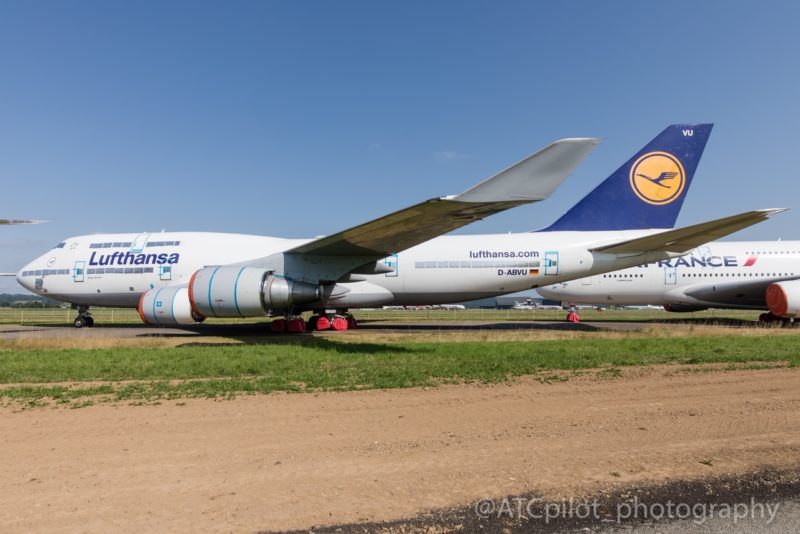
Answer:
[14, 124, 783, 330]
[539, 241, 800, 323]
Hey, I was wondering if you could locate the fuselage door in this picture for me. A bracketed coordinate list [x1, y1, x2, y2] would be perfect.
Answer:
[131, 233, 150, 253]
[73, 261, 85, 283]
[664, 266, 677, 285]
[543, 251, 559, 275]
[382, 254, 399, 277]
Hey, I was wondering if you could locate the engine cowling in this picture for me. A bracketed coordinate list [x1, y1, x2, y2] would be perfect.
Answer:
[766, 280, 800, 318]
[138, 286, 205, 326]
[188, 266, 321, 317]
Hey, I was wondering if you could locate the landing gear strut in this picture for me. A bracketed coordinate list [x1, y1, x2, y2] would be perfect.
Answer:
[72, 305, 94, 328]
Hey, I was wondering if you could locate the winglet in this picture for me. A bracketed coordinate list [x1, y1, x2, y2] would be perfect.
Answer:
[452, 138, 600, 203]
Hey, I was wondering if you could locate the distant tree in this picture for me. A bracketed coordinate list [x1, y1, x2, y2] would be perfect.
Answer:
[0, 293, 62, 308]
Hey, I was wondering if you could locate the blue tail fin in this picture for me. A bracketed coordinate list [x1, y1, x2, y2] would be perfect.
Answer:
[542, 124, 713, 231]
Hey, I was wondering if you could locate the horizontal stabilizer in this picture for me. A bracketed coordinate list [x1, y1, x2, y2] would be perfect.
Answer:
[0, 273, 17, 276]
[590, 208, 787, 255]
[289, 138, 599, 257]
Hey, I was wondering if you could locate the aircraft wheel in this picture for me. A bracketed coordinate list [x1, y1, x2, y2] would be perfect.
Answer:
[346, 316, 358, 330]
[315, 316, 331, 331]
[270, 319, 287, 333]
[331, 316, 348, 331]
[73, 316, 86, 328]
[85, 317, 95, 328]
[307, 315, 320, 331]
[287, 318, 306, 333]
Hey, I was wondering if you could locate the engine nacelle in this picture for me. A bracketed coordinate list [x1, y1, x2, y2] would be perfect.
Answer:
[188, 266, 321, 317]
[138, 286, 205, 326]
[766, 280, 800, 318]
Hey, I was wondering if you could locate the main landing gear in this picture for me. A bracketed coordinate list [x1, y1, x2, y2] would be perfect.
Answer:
[269, 312, 358, 333]
[72, 305, 94, 328]
[269, 316, 308, 333]
[308, 313, 357, 331]
[758, 312, 793, 326]
[565, 307, 581, 323]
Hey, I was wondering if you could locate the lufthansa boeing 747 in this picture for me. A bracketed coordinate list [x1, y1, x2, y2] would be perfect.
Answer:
[15, 124, 783, 330]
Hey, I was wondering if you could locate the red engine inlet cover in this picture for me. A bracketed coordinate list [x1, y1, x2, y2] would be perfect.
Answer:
[766, 283, 788, 318]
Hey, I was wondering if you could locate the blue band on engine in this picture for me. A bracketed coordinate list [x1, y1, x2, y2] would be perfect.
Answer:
[170, 288, 179, 324]
[232, 266, 246, 318]
[207, 266, 221, 317]
[152, 287, 165, 325]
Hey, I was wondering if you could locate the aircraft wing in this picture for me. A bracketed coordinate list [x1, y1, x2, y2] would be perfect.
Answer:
[287, 138, 599, 258]
[0, 273, 17, 276]
[0, 219, 45, 225]
[589, 209, 787, 255]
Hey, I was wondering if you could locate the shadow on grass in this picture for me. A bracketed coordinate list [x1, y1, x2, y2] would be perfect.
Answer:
[176, 336, 426, 355]
[639, 317, 774, 327]
[354, 321, 605, 332]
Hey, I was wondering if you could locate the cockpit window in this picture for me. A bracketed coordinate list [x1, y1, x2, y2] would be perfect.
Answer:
[54, 242, 65, 249]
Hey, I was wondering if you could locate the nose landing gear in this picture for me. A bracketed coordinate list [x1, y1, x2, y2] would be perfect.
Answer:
[72, 305, 94, 328]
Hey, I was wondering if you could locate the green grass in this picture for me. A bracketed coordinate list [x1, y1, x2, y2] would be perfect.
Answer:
[0, 306, 765, 326]
[0, 335, 798, 404]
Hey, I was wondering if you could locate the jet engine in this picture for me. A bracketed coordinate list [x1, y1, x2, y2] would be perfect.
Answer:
[188, 266, 321, 317]
[766, 280, 800, 318]
[138, 286, 205, 326]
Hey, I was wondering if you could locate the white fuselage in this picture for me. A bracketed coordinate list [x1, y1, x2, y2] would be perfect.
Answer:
[17, 229, 680, 309]
[538, 241, 800, 310]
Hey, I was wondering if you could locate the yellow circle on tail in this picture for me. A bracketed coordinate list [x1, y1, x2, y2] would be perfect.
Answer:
[629, 152, 686, 205]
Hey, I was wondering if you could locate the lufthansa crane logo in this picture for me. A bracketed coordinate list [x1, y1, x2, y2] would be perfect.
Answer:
[629, 151, 686, 205]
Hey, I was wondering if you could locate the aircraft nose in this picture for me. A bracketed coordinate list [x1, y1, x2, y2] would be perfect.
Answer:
[537, 285, 558, 298]
[16, 263, 34, 291]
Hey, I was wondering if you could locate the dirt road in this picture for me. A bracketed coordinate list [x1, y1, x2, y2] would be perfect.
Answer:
[1, 366, 799, 533]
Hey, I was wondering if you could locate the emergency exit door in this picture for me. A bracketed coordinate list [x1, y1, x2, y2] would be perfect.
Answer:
[664, 266, 677, 285]
[544, 251, 559, 275]
[73, 261, 85, 282]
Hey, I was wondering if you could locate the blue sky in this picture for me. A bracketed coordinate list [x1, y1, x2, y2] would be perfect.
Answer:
[2, 1, 800, 292]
